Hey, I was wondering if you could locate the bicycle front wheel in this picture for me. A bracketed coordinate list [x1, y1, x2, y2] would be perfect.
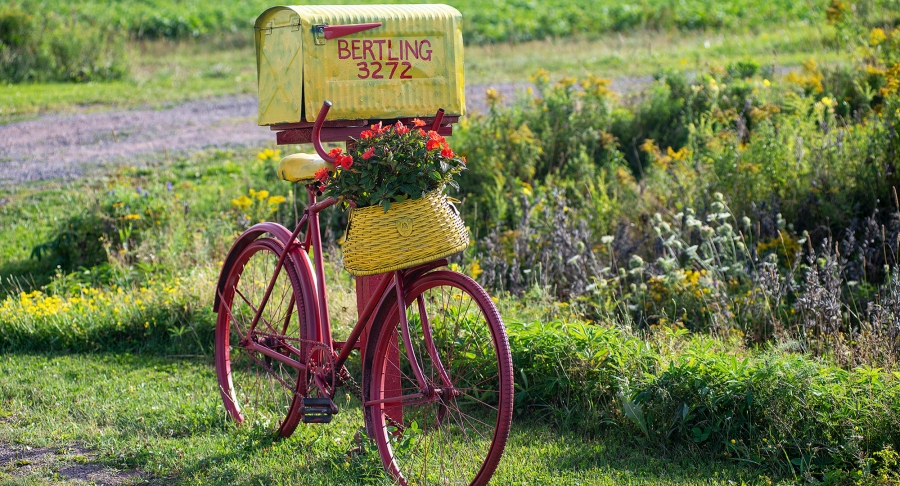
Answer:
[215, 237, 310, 437]
[364, 271, 514, 486]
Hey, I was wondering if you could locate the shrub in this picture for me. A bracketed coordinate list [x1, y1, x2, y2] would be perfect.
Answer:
[0, 4, 127, 83]
[508, 318, 900, 479]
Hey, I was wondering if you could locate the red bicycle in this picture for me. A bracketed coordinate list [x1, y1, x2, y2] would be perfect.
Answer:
[213, 102, 514, 485]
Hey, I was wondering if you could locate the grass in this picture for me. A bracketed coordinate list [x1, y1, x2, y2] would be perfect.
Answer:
[15, 0, 833, 45]
[0, 352, 782, 485]
[0, 148, 899, 483]
[466, 24, 842, 83]
[1, 23, 843, 119]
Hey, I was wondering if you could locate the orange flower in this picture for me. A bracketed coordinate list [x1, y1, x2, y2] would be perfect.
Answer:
[412, 118, 427, 127]
[370, 122, 384, 134]
[441, 146, 454, 158]
[328, 147, 343, 158]
[338, 155, 354, 169]
[314, 167, 329, 182]
[417, 128, 426, 137]
[395, 121, 409, 135]
[362, 147, 375, 160]
[426, 130, 445, 150]
[360, 130, 375, 139]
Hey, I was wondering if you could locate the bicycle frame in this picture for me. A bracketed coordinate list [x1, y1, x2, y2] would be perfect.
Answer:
[230, 183, 443, 403]
[213, 100, 455, 413]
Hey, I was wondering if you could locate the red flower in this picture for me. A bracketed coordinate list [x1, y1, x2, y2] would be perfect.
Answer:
[426, 139, 442, 151]
[412, 118, 426, 127]
[370, 122, 385, 134]
[362, 147, 375, 160]
[441, 146, 454, 158]
[395, 121, 409, 135]
[360, 130, 375, 139]
[426, 131, 445, 151]
[338, 155, 354, 169]
[314, 167, 329, 182]
[328, 147, 343, 158]
[417, 128, 426, 137]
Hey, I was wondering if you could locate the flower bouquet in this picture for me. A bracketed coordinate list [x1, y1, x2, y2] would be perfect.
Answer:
[315, 119, 469, 276]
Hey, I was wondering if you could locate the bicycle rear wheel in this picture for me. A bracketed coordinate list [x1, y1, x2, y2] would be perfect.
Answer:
[215, 237, 311, 437]
[363, 271, 514, 486]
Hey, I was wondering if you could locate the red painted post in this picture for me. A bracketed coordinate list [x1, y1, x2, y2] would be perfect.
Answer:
[356, 274, 403, 428]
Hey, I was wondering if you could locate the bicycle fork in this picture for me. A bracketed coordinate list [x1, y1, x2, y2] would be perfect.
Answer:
[392, 270, 458, 403]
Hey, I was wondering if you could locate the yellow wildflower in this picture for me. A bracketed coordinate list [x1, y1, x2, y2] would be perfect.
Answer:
[231, 195, 252, 210]
[485, 88, 502, 107]
[267, 195, 287, 205]
[870, 28, 887, 46]
[123, 213, 141, 220]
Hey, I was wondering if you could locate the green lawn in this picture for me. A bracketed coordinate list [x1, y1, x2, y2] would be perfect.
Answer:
[0, 352, 785, 485]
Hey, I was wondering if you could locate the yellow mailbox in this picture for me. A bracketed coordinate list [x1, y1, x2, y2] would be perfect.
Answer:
[255, 4, 465, 126]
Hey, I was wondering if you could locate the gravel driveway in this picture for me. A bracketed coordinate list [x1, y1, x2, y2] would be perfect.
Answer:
[0, 77, 650, 186]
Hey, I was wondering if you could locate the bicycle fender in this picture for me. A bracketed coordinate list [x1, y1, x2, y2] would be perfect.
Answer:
[213, 222, 315, 312]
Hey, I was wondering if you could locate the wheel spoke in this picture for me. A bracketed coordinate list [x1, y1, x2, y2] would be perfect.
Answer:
[366, 271, 513, 485]
[215, 238, 309, 438]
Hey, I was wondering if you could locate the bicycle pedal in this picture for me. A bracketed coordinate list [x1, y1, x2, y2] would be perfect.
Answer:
[301, 397, 336, 424]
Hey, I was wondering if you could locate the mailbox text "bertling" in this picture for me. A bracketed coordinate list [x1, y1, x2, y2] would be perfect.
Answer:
[337, 39, 434, 80]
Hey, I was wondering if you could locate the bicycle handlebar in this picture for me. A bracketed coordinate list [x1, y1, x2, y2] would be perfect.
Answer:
[312, 101, 335, 163]
[311, 101, 447, 164]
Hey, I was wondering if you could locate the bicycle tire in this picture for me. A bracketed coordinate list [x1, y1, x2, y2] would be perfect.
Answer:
[363, 270, 514, 485]
[215, 237, 312, 437]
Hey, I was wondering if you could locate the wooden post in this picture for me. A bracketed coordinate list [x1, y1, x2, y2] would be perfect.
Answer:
[356, 274, 403, 430]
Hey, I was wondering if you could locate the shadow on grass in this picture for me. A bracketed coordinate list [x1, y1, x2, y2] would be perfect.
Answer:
[0, 257, 57, 295]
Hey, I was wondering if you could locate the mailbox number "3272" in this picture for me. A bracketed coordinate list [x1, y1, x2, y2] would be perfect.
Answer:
[357, 61, 413, 80]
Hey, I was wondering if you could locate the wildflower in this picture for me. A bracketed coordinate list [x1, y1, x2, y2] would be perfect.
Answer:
[870, 28, 887, 46]
[255, 190, 269, 201]
[485, 88, 502, 107]
[558, 76, 577, 89]
[314, 167, 329, 183]
[763, 79, 771, 87]
[123, 213, 141, 220]
[628, 255, 644, 269]
[412, 118, 426, 127]
[529, 69, 550, 86]
[362, 147, 376, 160]
[267, 195, 287, 205]
[521, 182, 533, 196]
[231, 195, 252, 210]
[601, 236, 614, 244]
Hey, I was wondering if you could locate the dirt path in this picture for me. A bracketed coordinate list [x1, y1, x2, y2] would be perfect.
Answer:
[0, 78, 651, 186]
[0, 442, 159, 485]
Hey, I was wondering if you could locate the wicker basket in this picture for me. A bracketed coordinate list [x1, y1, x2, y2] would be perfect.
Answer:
[342, 190, 468, 276]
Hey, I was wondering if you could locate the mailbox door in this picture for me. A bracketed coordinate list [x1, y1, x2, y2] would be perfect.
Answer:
[299, 5, 465, 122]
[257, 10, 304, 126]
